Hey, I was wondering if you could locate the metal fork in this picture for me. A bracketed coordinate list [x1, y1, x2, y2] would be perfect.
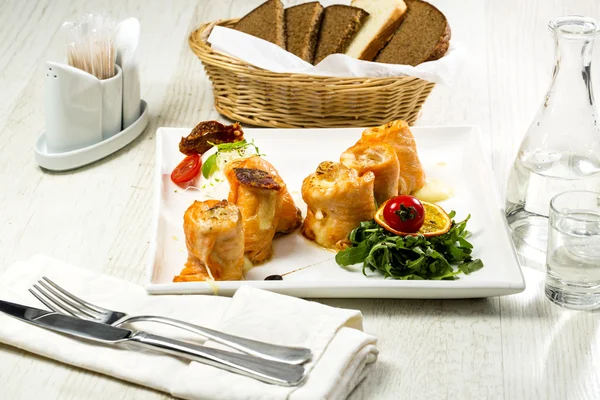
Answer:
[29, 277, 311, 365]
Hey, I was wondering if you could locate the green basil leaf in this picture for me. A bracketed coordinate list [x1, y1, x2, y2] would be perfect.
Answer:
[335, 242, 369, 266]
[458, 259, 484, 274]
[201, 153, 218, 178]
[214, 139, 248, 151]
[447, 245, 468, 261]
[457, 237, 473, 249]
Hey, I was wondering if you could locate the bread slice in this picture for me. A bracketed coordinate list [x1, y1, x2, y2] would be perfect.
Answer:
[285, 2, 324, 64]
[344, 0, 407, 61]
[313, 5, 369, 65]
[233, 0, 286, 49]
[285, 1, 323, 64]
[375, 0, 450, 66]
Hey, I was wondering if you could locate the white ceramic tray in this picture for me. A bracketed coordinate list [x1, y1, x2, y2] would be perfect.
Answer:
[34, 100, 148, 171]
[146, 126, 525, 298]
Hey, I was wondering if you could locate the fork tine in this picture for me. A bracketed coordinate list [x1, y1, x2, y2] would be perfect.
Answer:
[42, 277, 109, 314]
[29, 287, 62, 312]
[30, 284, 79, 317]
[33, 282, 97, 320]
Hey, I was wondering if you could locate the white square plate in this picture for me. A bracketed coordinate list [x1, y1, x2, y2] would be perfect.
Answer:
[146, 126, 525, 298]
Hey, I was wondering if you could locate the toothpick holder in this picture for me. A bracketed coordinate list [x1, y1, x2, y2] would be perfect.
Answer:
[36, 17, 147, 171]
[37, 61, 148, 170]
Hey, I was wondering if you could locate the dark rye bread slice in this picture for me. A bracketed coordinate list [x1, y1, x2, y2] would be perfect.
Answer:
[375, 0, 450, 66]
[313, 5, 369, 65]
[285, 2, 324, 64]
[233, 0, 286, 49]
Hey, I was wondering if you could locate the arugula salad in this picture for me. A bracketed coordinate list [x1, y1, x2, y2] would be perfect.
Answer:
[336, 211, 484, 280]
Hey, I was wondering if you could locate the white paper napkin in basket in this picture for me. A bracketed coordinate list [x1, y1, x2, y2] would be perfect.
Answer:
[207, 25, 464, 85]
[0, 256, 378, 400]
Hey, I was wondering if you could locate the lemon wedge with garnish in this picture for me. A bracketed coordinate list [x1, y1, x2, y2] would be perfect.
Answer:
[374, 199, 451, 237]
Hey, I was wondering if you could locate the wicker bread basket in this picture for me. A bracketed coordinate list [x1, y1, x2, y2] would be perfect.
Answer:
[189, 19, 436, 128]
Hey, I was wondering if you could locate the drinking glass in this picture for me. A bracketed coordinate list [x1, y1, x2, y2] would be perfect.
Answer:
[545, 191, 600, 310]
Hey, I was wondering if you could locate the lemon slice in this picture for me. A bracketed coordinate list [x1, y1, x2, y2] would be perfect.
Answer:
[374, 200, 452, 237]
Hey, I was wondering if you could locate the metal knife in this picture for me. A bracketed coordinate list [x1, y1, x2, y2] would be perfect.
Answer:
[0, 300, 306, 386]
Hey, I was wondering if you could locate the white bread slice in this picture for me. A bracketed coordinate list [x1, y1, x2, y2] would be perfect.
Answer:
[344, 0, 407, 61]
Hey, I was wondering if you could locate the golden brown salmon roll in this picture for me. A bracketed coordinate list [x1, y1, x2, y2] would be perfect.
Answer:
[226, 167, 283, 264]
[301, 161, 376, 250]
[340, 143, 400, 206]
[174, 199, 244, 282]
[228, 156, 302, 234]
[356, 119, 425, 195]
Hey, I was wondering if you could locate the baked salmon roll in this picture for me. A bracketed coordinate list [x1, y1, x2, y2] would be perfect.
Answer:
[356, 119, 425, 195]
[174, 199, 244, 282]
[301, 161, 376, 250]
[228, 156, 302, 234]
[340, 143, 400, 206]
[226, 167, 283, 264]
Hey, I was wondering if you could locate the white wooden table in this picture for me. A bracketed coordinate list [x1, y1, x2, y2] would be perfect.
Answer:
[1, 0, 600, 399]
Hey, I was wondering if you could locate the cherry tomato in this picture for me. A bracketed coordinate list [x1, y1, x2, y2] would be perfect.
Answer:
[171, 154, 201, 184]
[382, 195, 425, 233]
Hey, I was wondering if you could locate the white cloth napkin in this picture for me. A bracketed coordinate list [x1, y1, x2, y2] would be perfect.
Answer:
[0, 256, 378, 400]
[207, 25, 464, 85]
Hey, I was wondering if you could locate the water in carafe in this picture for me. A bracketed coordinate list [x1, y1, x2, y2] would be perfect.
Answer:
[505, 16, 600, 263]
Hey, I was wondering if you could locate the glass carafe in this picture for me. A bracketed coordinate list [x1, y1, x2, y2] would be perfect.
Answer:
[506, 16, 600, 263]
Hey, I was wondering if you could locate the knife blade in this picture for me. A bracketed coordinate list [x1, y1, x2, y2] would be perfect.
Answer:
[0, 299, 306, 386]
[0, 300, 132, 342]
